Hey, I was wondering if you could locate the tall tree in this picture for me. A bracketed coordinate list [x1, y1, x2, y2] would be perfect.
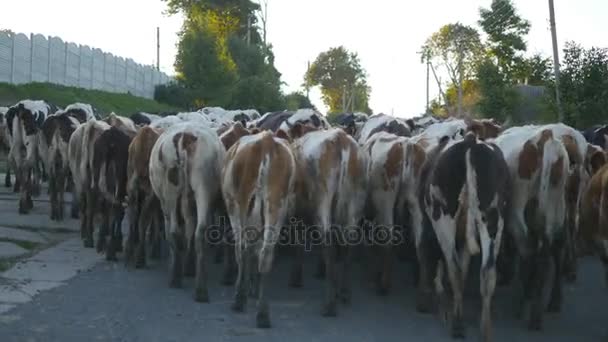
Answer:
[305, 46, 371, 113]
[478, 0, 530, 80]
[160, 0, 285, 111]
[422, 23, 483, 116]
[555, 41, 608, 127]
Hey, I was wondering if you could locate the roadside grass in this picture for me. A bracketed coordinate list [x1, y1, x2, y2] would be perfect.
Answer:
[0, 82, 183, 115]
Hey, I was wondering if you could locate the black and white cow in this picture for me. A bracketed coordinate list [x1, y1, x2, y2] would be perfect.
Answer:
[582, 124, 608, 150]
[6, 100, 57, 213]
[418, 133, 510, 342]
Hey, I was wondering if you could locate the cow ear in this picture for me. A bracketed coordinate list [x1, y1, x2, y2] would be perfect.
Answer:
[249, 127, 261, 135]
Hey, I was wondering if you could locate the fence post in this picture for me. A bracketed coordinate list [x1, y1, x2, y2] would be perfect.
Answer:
[29, 33, 34, 82]
[77, 45, 82, 86]
[10, 33, 16, 83]
[90, 49, 94, 89]
[47, 36, 52, 82]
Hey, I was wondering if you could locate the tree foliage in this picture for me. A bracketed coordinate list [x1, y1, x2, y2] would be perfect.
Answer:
[423, 23, 484, 87]
[305, 46, 371, 113]
[556, 42, 608, 128]
[478, 0, 530, 79]
[284, 92, 314, 111]
[159, 0, 285, 112]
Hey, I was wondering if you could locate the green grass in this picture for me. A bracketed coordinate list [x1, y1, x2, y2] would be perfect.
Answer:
[0, 82, 183, 115]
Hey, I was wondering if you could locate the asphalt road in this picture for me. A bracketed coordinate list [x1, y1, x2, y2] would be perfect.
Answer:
[1, 243, 607, 342]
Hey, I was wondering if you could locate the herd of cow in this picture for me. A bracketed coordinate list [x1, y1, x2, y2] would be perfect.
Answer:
[1, 99, 608, 341]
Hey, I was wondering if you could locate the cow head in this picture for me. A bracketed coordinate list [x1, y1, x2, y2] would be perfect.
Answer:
[219, 121, 260, 150]
[276, 122, 319, 142]
[465, 117, 502, 141]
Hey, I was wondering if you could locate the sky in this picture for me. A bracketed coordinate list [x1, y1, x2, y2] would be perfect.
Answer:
[1, 0, 606, 118]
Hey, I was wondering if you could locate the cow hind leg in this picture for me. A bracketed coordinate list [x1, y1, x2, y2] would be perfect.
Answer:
[48, 171, 57, 220]
[193, 195, 211, 303]
[321, 231, 338, 317]
[416, 215, 441, 314]
[5, 166, 11, 188]
[480, 264, 497, 342]
[445, 258, 466, 338]
[528, 241, 552, 331]
[288, 242, 304, 288]
[547, 235, 565, 313]
[96, 199, 110, 253]
[57, 168, 66, 221]
[167, 213, 184, 289]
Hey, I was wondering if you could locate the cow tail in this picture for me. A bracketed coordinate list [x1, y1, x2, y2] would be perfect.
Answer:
[465, 147, 481, 256]
[539, 137, 567, 235]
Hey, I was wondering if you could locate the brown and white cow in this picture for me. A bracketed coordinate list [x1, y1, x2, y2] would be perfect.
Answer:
[0, 106, 12, 188]
[125, 126, 165, 268]
[72, 119, 111, 247]
[222, 130, 296, 328]
[493, 126, 570, 331]
[418, 133, 511, 341]
[362, 132, 426, 295]
[39, 112, 81, 221]
[92, 126, 134, 261]
[289, 128, 367, 316]
[578, 163, 608, 284]
[149, 122, 225, 301]
[104, 113, 138, 134]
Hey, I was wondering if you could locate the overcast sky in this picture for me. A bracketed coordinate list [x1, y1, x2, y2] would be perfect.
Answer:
[1, 0, 606, 118]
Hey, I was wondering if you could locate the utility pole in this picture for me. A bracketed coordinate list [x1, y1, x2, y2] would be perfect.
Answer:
[549, 0, 564, 122]
[156, 27, 160, 71]
[425, 52, 430, 114]
[342, 85, 347, 113]
[246, 15, 252, 46]
[430, 63, 448, 109]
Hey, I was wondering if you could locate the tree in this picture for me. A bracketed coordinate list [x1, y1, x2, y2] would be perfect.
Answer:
[478, 0, 530, 80]
[445, 79, 481, 115]
[476, 58, 518, 121]
[160, 0, 285, 111]
[554, 41, 608, 128]
[422, 23, 483, 116]
[514, 54, 553, 86]
[284, 92, 314, 111]
[305, 46, 371, 113]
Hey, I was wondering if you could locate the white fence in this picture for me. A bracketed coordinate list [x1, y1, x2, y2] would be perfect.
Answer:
[0, 31, 172, 99]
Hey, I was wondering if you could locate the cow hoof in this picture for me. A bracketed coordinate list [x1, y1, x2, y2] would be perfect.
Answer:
[416, 291, 435, 314]
[194, 288, 209, 303]
[288, 271, 303, 288]
[83, 238, 94, 248]
[321, 302, 337, 317]
[231, 298, 246, 313]
[256, 311, 271, 328]
[451, 318, 466, 339]
[114, 241, 123, 253]
[18, 203, 29, 215]
[105, 254, 118, 262]
[96, 240, 106, 253]
[5, 180, 11, 188]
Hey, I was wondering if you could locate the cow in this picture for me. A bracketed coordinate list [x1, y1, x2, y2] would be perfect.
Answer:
[39, 112, 81, 221]
[578, 163, 608, 285]
[0, 107, 12, 188]
[92, 127, 134, 261]
[362, 132, 426, 295]
[63, 103, 99, 123]
[288, 127, 367, 317]
[493, 127, 570, 331]
[71, 119, 111, 247]
[222, 130, 296, 328]
[582, 124, 608, 150]
[418, 133, 510, 341]
[276, 109, 330, 139]
[405, 114, 441, 135]
[251, 111, 293, 132]
[6, 100, 56, 214]
[104, 113, 138, 135]
[149, 122, 225, 302]
[150, 115, 183, 130]
[130, 112, 162, 127]
[124, 126, 165, 268]
[334, 112, 368, 137]
[355, 113, 411, 144]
